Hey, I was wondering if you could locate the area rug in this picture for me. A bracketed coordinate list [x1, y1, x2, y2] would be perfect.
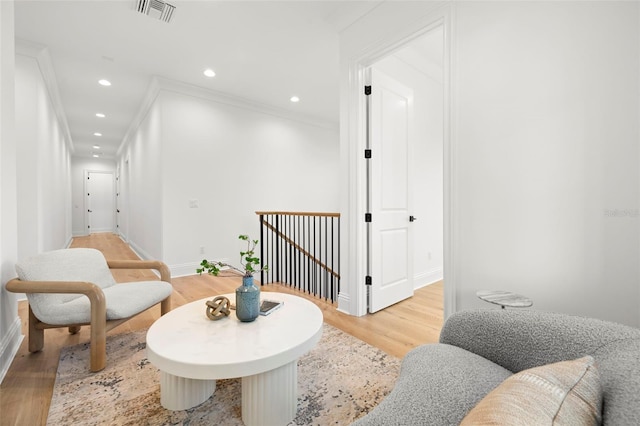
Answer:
[47, 323, 400, 425]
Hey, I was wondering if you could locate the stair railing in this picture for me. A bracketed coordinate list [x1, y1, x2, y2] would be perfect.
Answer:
[256, 211, 340, 302]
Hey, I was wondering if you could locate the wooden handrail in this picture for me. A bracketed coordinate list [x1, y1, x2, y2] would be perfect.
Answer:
[256, 211, 340, 218]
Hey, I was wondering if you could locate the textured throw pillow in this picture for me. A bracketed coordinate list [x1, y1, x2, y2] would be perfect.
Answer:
[460, 356, 602, 426]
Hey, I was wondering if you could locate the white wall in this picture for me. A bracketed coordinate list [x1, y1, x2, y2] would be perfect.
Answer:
[71, 157, 117, 236]
[14, 54, 38, 260]
[119, 99, 163, 260]
[454, 1, 639, 326]
[15, 48, 73, 257]
[340, 1, 640, 327]
[119, 81, 340, 277]
[373, 30, 444, 289]
[0, 0, 21, 384]
[0, 40, 74, 381]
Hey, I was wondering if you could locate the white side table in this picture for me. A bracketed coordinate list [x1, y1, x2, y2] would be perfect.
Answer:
[476, 290, 533, 309]
[146, 292, 323, 426]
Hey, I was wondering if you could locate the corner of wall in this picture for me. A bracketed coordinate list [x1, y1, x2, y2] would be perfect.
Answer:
[0, 316, 23, 385]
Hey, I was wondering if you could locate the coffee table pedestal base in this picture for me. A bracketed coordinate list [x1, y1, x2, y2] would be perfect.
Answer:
[160, 372, 216, 410]
[242, 361, 298, 426]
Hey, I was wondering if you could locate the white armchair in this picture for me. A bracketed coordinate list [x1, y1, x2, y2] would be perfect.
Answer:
[5, 248, 173, 372]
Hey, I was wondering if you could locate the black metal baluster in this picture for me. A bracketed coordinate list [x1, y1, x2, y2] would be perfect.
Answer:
[338, 215, 341, 296]
[260, 214, 264, 285]
[331, 216, 335, 302]
[324, 216, 328, 301]
[306, 215, 310, 295]
[270, 215, 274, 283]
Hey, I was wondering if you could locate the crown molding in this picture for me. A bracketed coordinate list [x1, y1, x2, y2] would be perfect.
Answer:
[154, 76, 339, 131]
[15, 39, 74, 155]
[117, 77, 160, 158]
[116, 73, 339, 158]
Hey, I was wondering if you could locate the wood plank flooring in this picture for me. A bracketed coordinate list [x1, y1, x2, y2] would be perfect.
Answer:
[0, 233, 443, 426]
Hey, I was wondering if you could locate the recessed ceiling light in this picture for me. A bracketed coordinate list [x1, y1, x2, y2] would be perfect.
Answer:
[290, 96, 300, 103]
[93, 145, 100, 149]
[203, 69, 216, 78]
[96, 113, 105, 118]
[98, 79, 111, 86]
[93, 132, 102, 137]
[93, 154, 99, 158]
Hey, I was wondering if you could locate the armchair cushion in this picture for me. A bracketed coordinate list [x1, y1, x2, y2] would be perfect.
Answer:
[39, 280, 173, 325]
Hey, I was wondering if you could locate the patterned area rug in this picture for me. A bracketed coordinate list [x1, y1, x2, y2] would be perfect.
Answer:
[47, 323, 400, 425]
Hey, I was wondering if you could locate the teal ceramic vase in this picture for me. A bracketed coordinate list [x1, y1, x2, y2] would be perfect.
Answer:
[236, 275, 260, 322]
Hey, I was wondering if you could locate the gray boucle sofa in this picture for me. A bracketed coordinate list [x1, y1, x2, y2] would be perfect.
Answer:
[353, 309, 640, 426]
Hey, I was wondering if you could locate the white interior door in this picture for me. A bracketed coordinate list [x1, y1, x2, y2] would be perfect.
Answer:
[86, 171, 115, 233]
[368, 68, 415, 313]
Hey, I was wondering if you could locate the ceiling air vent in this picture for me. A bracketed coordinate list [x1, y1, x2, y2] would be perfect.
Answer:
[136, 0, 175, 23]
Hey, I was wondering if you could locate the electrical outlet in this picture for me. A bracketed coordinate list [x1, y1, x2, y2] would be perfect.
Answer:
[200, 246, 205, 254]
[189, 199, 199, 208]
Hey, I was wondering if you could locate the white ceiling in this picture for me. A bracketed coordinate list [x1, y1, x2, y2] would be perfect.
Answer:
[14, 0, 381, 159]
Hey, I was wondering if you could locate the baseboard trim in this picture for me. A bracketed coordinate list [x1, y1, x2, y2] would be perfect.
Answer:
[337, 292, 352, 315]
[414, 268, 444, 290]
[169, 258, 230, 278]
[127, 241, 152, 261]
[0, 317, 23, 385]
[170, 262, 201, 278]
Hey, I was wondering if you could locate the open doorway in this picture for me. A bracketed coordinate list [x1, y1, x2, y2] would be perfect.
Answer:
[366, 26, 444, 313]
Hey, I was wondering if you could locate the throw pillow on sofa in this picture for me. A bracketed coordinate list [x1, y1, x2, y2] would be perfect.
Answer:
[460, 356, 601, 426]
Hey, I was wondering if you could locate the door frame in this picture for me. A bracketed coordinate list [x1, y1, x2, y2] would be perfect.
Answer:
[84, 169, 116, 234]
[337, 4, 457, 319]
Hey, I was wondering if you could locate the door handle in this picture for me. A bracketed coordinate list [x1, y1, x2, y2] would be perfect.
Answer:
[87, 209, 92, 213]
[409, 215, 417, 222]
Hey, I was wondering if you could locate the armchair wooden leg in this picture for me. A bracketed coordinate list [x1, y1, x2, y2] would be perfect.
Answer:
[68, 326, 81, 334]
[89, 321, 106, 372]
[89, 291, 107, 372]
[28, 307, 44, 353]
[161, 297, 171, 316]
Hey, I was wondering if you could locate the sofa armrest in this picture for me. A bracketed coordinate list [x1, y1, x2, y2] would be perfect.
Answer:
[439, 309, 640, 373]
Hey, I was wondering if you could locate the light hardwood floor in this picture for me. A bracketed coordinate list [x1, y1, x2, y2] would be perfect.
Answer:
[0, 233, 443, 426]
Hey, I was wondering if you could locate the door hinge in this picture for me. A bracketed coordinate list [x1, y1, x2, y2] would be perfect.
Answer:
[364, 149, 372, 159]
[364, 85, 372, 96]
[365, 276, 372, 286]
[365, 213, 372, 223]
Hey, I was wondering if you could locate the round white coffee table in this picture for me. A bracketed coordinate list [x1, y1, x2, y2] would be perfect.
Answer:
[146, 292, 323, 426]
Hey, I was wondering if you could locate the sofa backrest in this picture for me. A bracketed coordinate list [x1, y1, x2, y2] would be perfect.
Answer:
[440, 309, 640, 425]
